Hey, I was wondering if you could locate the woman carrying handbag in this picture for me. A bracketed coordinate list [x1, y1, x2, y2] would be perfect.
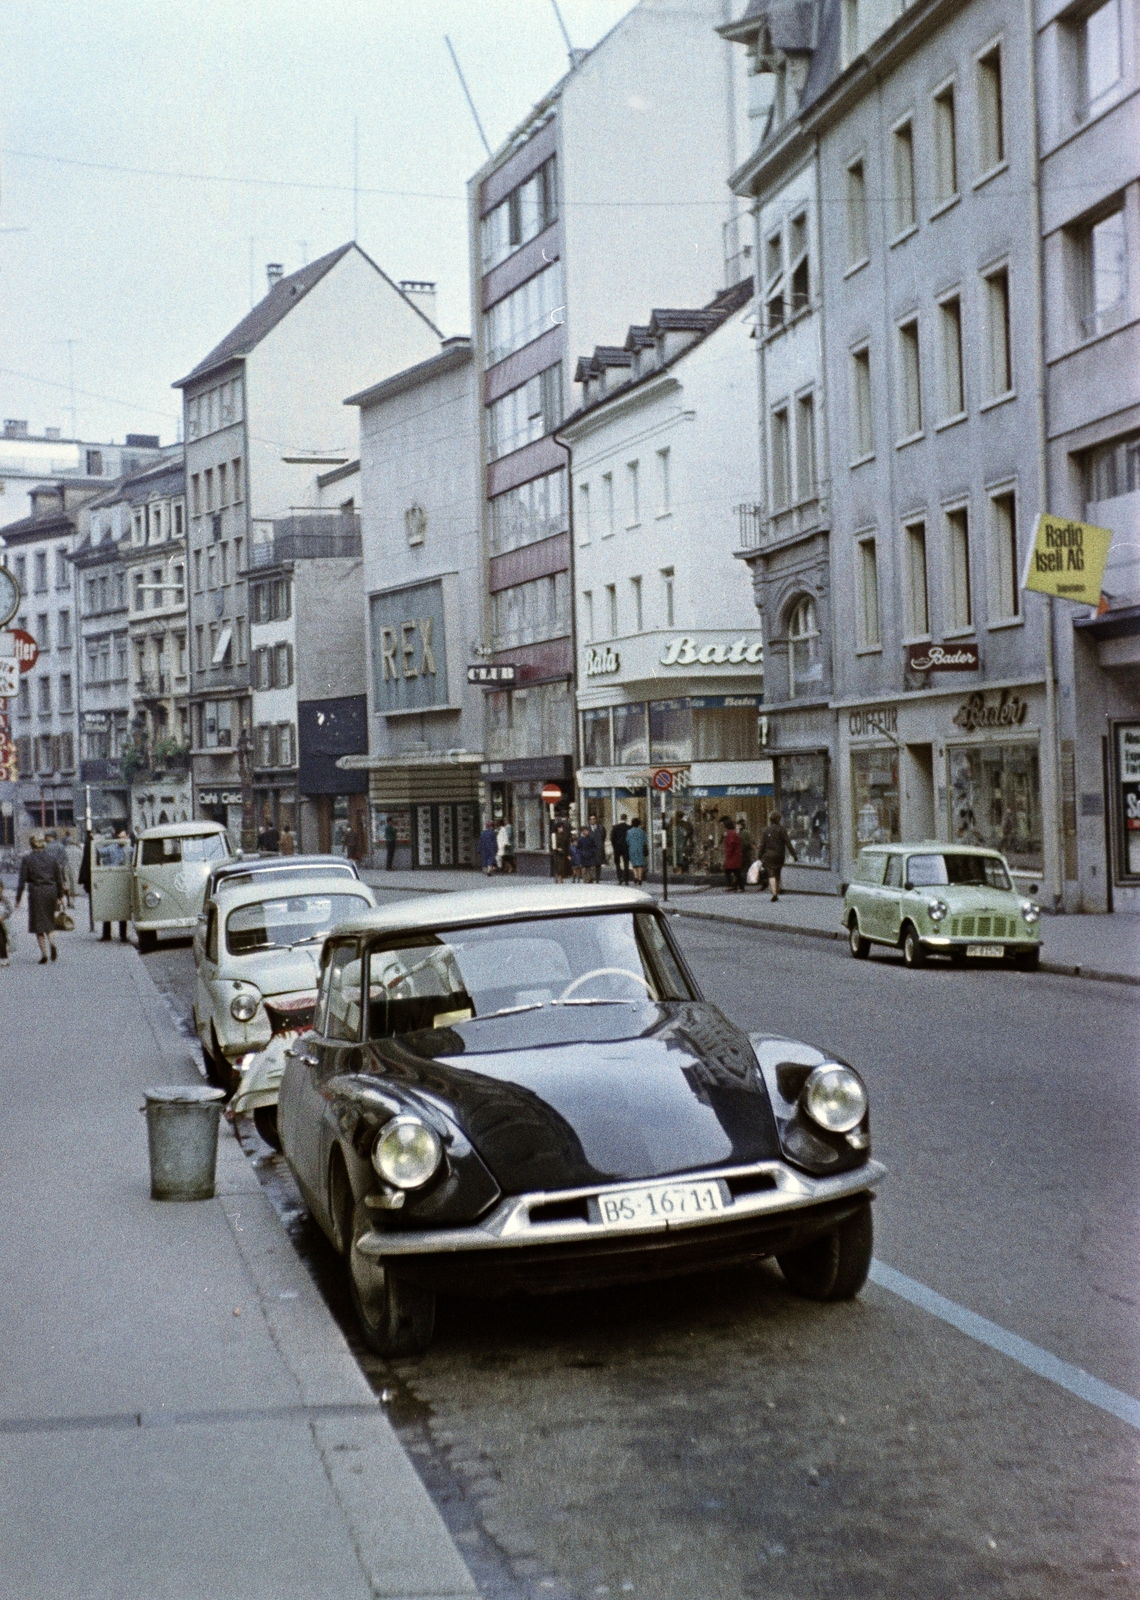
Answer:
[16, 833, 68, 963]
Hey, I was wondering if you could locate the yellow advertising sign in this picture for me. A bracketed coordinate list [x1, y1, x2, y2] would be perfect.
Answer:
[1023, 514, 1113, 605]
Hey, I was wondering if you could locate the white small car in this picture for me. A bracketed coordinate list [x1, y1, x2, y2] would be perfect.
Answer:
[193, 872, 376, 1089]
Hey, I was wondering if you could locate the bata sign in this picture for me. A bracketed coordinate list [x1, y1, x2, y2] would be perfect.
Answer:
[584, 645, 620, 676]
[659, 636, 763, 668]
[907, 641, 979, 672]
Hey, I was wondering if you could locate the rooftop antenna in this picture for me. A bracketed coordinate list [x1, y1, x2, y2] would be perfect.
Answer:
[444, 35, 492, 159]
[353, 118, 359, 241]
[549, 0, 588, 67]
[53, 338, 81, 437]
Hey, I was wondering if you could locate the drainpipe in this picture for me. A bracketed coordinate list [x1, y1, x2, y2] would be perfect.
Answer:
[1024, 0, 1062, 911]
[551, 429, 580, 842]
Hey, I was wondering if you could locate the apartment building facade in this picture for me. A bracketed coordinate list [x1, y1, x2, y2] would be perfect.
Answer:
[174, 245, 441, 846]
[1036, 0, 1140, 909]
[566, 279, 768, 877]
[468, 0, 749, 861]
[349, 338, 484, 869]
[0, 420, 165, 528]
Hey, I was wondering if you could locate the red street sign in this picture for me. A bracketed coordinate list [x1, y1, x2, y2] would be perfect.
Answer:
[540, 782, 562, 804]
[652, 767, 674, 791]
[5, 629, 39, 672]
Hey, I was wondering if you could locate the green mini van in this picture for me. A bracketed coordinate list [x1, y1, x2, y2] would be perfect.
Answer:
[842, 843, 1042, 970]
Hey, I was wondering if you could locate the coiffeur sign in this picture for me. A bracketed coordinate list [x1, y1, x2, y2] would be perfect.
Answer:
[1023, 514, 1112, 606]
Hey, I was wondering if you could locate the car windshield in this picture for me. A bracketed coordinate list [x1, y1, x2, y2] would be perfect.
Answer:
[907, 853, 1011, 890]
[366, 911, 693, 1039]
[227, 893, 371, 955]
[141, 833, 227, 865]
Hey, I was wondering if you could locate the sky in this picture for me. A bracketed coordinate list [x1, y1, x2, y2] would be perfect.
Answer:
[0, 0, 635, 447]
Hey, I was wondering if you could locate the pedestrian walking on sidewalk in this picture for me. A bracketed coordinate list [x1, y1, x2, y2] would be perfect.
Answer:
[497, 821, 516, 874]
[279, 823, 296, 856]
[611, 814, 630, 886]
[16, 833, 66, 962]
[736, 815, 754, 889]
[63, 830, 84, 900]
[589, 813, 606, 884]
[626, 817, 648, 886]
[0, 882, 13, 964]
[384, 818, 398, 871]
[758, 812, 798, 902]
[479, 820, 499, 875]
[721, 816, 745, 891]
[575, 826, 597, 883]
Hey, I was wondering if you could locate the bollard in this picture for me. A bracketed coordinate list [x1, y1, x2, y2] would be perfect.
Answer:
[142, 1085, 226, 1200]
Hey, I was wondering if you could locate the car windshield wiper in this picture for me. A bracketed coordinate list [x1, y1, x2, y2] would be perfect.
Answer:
[554, 996, 635, 1007]
[485, 1002, 546, 1018]
[290, 933, 329, 946]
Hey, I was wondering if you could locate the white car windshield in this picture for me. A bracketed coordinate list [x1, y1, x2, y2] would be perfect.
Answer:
[227, 893, 370, 956]
[141, 833, 227, 865]
[907, 853, 1012, 890]
[365, 911, 692, 1039]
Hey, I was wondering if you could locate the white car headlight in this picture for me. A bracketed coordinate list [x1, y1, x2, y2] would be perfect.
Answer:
[803, 1064, 867, 1135]
[230, 990, 260, 1023]
[372, 1116, 443, 1190]
[1020, 900, 1041, 925]
[925, 897, 948, 923]
[144, 889, 162, 909]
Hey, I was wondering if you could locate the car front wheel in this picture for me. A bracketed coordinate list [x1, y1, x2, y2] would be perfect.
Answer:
[777, 1201, 873, 1302]
[901, 923, 926, 968]
[348, 1214, 435, 1357]
[253, 1105, 281, 1150]
[848, 917, 870, 959]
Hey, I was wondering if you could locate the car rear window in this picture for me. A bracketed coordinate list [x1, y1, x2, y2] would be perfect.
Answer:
[226, 892, 371, 955]
[366, 910, 694, 1039]
[907, 853, 1011, 890]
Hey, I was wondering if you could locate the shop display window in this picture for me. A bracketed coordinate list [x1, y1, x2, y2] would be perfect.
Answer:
[1116, 723, 1140, 879]
[693, 706, 762, 762]
[613, 702, 648, 767]
[949, 743, 1041, 870]
[486, 681, 572, 761]
[776, 752, 830, 866]
[582, 707, 613, 768]
[851, 749, 900, 848]
[650, 700, 692, 764]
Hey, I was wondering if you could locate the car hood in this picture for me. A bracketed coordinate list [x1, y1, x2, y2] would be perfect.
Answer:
[365, 1000, 782, 1194]
[928, 884, 1021, 910]
[221, 946, 324, 996]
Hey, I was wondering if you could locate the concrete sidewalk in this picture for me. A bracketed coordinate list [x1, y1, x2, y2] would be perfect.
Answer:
[360, 866, 1140, 984]
[0, 926, 477, 1600]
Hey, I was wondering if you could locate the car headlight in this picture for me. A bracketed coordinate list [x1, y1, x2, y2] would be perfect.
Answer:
[371, 1116, 443, 1190]
[925, 897, 948, 923]
[143, 889, 162, 909]
[1020, 900, 1041, 925]
[802, 1064, 867, 1134]
[230, 990, 260, 1022]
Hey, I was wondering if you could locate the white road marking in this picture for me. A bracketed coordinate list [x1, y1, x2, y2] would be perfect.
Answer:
[869, 1259, 1140, 1431]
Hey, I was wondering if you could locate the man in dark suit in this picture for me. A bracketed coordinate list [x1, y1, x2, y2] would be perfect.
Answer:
[610, 814, 630, 887]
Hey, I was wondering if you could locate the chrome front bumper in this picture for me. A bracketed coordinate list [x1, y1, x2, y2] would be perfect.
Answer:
[356, 1157, 886, 1261]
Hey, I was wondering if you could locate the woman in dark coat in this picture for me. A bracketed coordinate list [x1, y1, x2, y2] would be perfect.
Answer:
[758, 811, 798, 903]
[17, 833, 67, 962]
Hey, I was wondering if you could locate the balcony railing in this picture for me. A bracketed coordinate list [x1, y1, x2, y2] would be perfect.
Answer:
[250, 511, 362, 569]
[136, 674, 170, 698]
[737, 494, 828, 552]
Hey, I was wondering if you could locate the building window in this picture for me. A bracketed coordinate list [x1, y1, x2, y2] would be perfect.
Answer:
[977, 43, 1005, 172]
[852, 749, 900, 847]
[250, 578, 291, 623]
[277, 724, 295, 767]
[945, 507, 972, 630]
[203, 700, 233, 748]
[115, 572, 126, 609]
[232, 458, 243, 502]
[16, 736, 31, 776]
[483, 260, 563, 368]
[843, 0, 859, 64]
[86, 449, 103, 475]
[54, 547, 69, 588]
[36, 612, 50, 650]
[59, 673, 73, 712]
[984, 266, 1013, 396]
[191, 474, 201, 516]
[480, 153, 558, 272]
[771, 405, 791, 508]
[14, 555, 26, 591]
[631, 575, 643, 632]
[490, 572, 570, 650]
[939, 295, 965, 418]
[205, 468, 214, 512]
[195, 625, 204, 671]
[661, 567, 675, 627]
[796, 393, 817, 500]
[789, 212, 810, 314]
[850, 346, 873, 459]
[846, 158, 869, 266]
[487, 365, 562, 460]
[764, 230, 784, 332]
[950, 743, 1041, 869]
[115, 635, 128, 679]
[583, 589, 594, 641]
[856, 537, 881, 648]
[932, 83, 958, 205]
[194, 550, 202, 591]
[656, 447, 671, 514]
[17, 677, 30, 716]
[1083, 431, 1140, 504]
[34, 552, 47, 592]
[58, 609, 70, 648]
[898, 318, 923, 437]
[606, 584, 618, 636]
[787, 596, 822, 699]
[602, 472, 615, 537]
[59, 731, 74, 771]
[489, 469, 567, 554]
[218, 462, 228, 506]
[892, 119, 916, 234]
[577, 482, 591, 543]
[626, 460, 640, 527]
[275, 642, 293, 687]
[174, 501, 184, 537]
[1075, 0, 1122, 117]
[989, 491, 1020, 622]
[1076, 204, 1127, 339]
[582, 707, 612, 767]
[904, 520, 930, 637]
[37, 675, 51, 713]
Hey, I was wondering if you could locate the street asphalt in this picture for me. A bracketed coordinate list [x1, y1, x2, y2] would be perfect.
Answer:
[139, 900, 1140, 1600]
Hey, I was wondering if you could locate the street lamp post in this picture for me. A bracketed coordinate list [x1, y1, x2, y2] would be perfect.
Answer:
[238, 727, 256, 853]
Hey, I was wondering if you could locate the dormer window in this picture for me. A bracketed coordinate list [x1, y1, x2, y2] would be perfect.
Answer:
[765, 232, 784, 333]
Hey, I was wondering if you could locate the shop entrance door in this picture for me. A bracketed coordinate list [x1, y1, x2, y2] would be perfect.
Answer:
[903, 744, 935, 840]
[413, 803, 478, 868]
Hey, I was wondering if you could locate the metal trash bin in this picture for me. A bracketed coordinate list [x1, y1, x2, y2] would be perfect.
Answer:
[142, 1085, 226, 1200]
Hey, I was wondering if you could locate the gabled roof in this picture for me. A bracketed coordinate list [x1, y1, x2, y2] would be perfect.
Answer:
[173, 244, 444, 390]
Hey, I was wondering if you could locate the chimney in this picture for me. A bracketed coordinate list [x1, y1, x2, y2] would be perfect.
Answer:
[266, 263, 284, 291]
[3, 419, 29, 439]
[44, 427, 61, 441]
[399, 280, 438, 321]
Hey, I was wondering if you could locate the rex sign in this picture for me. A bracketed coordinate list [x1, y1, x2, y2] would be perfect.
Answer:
[369, 579, 448, 715]
[1023, 514, 1112, 606]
